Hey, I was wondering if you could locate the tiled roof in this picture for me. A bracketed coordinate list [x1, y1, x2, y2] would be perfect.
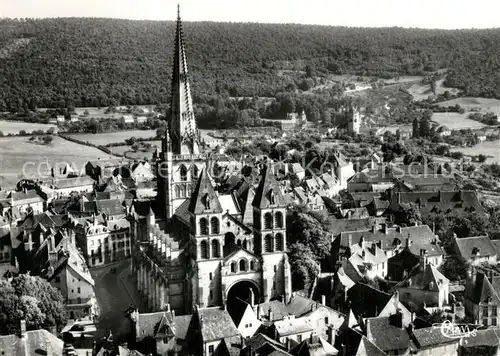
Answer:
[96, 199, 125, 216]
[411, 326, 458, 348]
[357, 335, 388, 356]
[463, 327, 500, 347]
[274, 317, 314, 337]
[188, 169, 223, 214]
[347, 283, 392, 319]
[365, 316, 410, 352]
[197, 307, 239, 342]
[340, 225, 436, 251]
[173, 315, 192, 340]
[327, 218, 378, 237]
[454, 236, 495, 260]
[404, 263, 449, 291]
[255, 300, 290, 322]
[392, 190, 483, 215]
[46, 176, 95, 189]
[466, 272, 500, 305]
[11, 189, 44, 203]
[290, 336, 338, 356]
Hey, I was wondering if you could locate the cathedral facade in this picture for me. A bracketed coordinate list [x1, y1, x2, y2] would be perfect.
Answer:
[131, 7, 291, 316]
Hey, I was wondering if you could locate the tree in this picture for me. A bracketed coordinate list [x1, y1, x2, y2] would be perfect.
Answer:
[478, 154, 487, 163]
[0, 275, 67, 335]
[42, 135, 54, 144]
[439, 255, 468, 281]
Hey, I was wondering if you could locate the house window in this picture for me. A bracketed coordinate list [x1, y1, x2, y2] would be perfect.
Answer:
[297, 335, 302, 343]
[483, 306, 489, 317]
[209, 290, 213, 299]
[77, 287, 81, 294]
[493, 318, 498, 326]
[493, 308, 498, 317]
[324, 317, 329, 324]
[274, 265, 277, 272]
[483, 319, 489, 326]
[209, 345, 214, 355]
[209, 273, 213, 280]
[231, 262, 236, 273]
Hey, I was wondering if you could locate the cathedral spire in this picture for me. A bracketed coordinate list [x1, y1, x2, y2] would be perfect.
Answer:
[167, 4, 200, 155]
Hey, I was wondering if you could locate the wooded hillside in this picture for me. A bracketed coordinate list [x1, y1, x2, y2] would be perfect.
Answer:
[1, 18, 500, 110]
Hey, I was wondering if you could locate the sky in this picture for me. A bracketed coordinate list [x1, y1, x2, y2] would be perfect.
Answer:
[1, 0, 500, 29]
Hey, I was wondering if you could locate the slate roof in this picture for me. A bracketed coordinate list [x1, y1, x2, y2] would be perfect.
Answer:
[391, 190, 483, 215]
[411, 326, 458, 348]
[403, 263, 449, 292]
[462, 327, 500, 347]
[173, 315, 192, 340]
[454, 236, 496, 260]
[255, 300, 291, 322]
[274, 317, 314, 337]
[365, 316, 410, 352]
[245, 333, 285, 352]
[290, 336, 338, 356]
[252, 165, 286, 209]
[466, 272, 500, 305]
[0, 329, 64, 356]
[340, 225, 436, 251]
[96, 199, 125, 216]
[357, 335, 388, 356]
[10, 189, 44, 204]
[197, 307, 239, 342]
[46, 176, 95, 189]
[346, 283, 392, 319]
[188, 169, 223, 214]
[136, 311, 176, 340]
[327, 218, 378, 237]
[230, 297, 251, 327]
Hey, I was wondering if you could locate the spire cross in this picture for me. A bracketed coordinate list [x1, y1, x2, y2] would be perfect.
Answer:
[177, 3, 180, 19]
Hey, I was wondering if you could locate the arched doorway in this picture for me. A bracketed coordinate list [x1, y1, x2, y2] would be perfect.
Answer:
[226, 280, 260, 321]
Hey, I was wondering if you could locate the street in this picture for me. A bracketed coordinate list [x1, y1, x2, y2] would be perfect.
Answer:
[90, 259, 145, 340]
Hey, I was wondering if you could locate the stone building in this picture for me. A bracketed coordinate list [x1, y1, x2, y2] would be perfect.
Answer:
[131, 7, 291, 317]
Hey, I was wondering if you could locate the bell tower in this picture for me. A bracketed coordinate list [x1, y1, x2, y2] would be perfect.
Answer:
[252, 165, 291, 303]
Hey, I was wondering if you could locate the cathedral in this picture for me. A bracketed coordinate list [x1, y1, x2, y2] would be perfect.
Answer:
[131, 7, 291, 316]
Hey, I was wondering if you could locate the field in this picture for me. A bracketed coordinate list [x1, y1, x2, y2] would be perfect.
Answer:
[431, 112, 487, 130]
[109, 140, 162, 160]
[0, 136, 116, 189]
[68, 130, 157, 145]
[450, 140, 500, 164]
[407, 78, 460, 101]
[0, 120, 58, 135]
[436, 97, 500, 114]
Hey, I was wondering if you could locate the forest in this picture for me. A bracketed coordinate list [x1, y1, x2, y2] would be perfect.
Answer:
[1, 18, 500, 111]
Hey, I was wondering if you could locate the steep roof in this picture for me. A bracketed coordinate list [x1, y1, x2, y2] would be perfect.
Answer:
[404, 263, 449, 291]
[347, 283, 392, 319]
[466, 272, 500, 305]
[136, 311, 176, 340]
[252, 165, 286, 209]
[188, 169, 223, 214]
[197, 307, 239, 342]
[365, 316, 410, 352]
[454, 236, 496, 260]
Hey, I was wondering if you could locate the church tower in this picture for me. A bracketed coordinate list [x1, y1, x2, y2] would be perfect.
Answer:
[347, 103, 360, 135]
[157, 5, 206, 222]
[252, 166, 292, 303]
[187, 168, 224, 308]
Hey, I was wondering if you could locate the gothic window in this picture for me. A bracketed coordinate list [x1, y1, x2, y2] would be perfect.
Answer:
[264, 234, 273, 253]
[200, 240, 208, 259]
[210, 217, 220, 235]
[250, 260, 255, 271]
[175, 185, 181, 198]
[181, 185, 187, 198]
[264, 212, 273, 230]
[231, 262, 236, 273]
[274, 211, 284, 228]
[199, 218, 209, 235]
[212, 239, 220, 258]
[180, 165, 188, 181]
[275, 233, 284, 251]
[191, 165, 199, 180]
[239, 259, 247, 272]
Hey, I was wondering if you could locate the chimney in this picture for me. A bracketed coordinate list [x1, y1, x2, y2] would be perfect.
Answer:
[257, 305, 262, 320]
[268, 308, 273, 322]
[406, 238, 412, 248]
[372, 224, 377, 233]
[20, 319, 26, 338]
[384, 224, 388, 234]
[348, 234, 352, 247]
[321, 295, 326, 306]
